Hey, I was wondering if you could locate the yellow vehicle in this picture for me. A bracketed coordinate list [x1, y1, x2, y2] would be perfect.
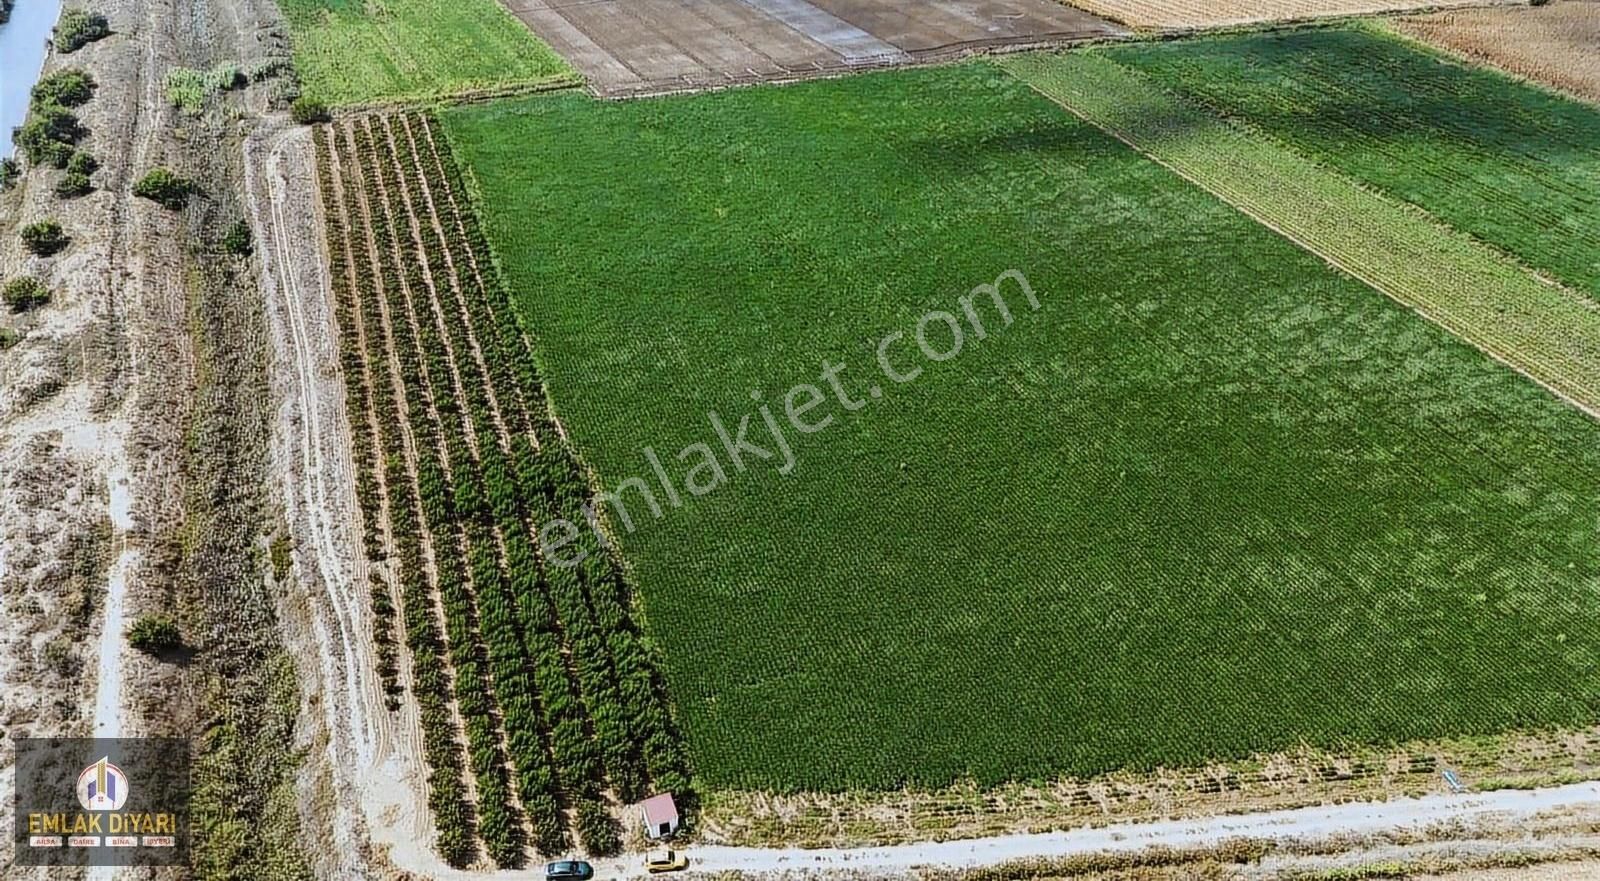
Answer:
[645, 849, 688, 873]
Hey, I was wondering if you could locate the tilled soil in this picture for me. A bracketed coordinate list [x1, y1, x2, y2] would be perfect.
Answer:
[501, 0, 1126, 96]
[1395, 0, 1600, 104]
[1059, 0, 1516, 30]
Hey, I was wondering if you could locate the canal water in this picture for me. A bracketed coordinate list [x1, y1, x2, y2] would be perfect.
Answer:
[1, 0, 65, 158]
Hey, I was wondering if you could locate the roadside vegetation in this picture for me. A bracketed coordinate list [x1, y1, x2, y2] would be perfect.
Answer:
[444, 63, 1600, 791]
[278, 0, 576, 107]
[314, 111, 687, 866]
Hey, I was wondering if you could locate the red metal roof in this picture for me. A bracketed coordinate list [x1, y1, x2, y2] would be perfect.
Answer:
[641, 793, 678, 825]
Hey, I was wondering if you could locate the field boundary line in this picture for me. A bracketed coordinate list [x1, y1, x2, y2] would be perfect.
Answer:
[1001, 51, 1600, 422]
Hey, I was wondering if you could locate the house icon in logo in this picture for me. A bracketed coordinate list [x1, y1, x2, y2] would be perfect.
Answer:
[76, 757, 130, 812]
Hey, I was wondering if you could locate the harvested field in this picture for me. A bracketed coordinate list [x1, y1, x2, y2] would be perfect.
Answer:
[443, 63, 1600, 793]
[501, 0, 1125, 96]
[1394, 0, 1600, 104]
[1061, 0, 1512, 29]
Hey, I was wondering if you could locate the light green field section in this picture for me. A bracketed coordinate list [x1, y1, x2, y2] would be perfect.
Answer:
[280, 0, 577, 106]
[1001, 50, 1600, 417]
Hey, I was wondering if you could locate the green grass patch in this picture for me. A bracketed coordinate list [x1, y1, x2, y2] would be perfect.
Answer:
[278, 0, 576, 106]
[1103, 25, 1600, 301]
[444, 64, 1600, 791]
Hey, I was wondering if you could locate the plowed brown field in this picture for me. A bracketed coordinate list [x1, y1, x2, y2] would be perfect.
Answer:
[1395, 0, 1600, 103]
[1065, 0, 1512, 29]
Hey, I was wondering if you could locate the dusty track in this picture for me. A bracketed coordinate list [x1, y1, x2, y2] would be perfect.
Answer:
[1061, 0, 1524, 30]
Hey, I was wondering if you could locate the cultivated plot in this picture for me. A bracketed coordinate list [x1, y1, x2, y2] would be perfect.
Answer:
[313, 114, 686, 869]
[443, 65, 1600, 792]
[1105, 26, 1600, 302]
[281, 0, 576, 106]
[1062, 0, 1509, 29]
[1395, 0, 1600, 104]
[500, 0, 1124, 96]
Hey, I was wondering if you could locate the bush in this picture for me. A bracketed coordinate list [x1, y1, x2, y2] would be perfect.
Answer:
[575, 800, 621, 856]
[66, 151, 98, 176]
[290, 97, 330, 126]
[0, 327, 20, 350]
[222, 219, 252, 256]
[55, 10, 111, 53]
[20, 220, 68, 256]
[55, 172, 93, 199]
[14, 106, 85, 168]
[0, 158, 18, 190]
[133, 167, 194, 210]
[127, 614, 184, 654]
[31, 69, 96, 107]
[2, 278, 51, 313]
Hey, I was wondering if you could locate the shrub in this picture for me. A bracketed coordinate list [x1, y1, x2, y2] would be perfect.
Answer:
[55, 10, 111, 53]
[54, 172, 93, 199]
[31, 69, 96, 107]
[0, 158, 18, 190]
[127, 614, 183, 654]
[133, 167, 194, 210]
[290, 97, 330, 126]
[0, 327, 21, 350]
[221, 219, 252, 256]
[575, 801, 621, 856]
[66, 151, 98, 175]
[2, 278, 51, 313]
[20, 220, 68, 256]
[15, 106, 85, 168]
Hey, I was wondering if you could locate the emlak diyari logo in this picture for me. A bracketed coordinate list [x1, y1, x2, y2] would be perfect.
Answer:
[14, 737, 190, 867]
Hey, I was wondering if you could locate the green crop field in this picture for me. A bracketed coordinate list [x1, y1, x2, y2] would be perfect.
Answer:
[280, 0, 576, 106]
[442, 63, 1600, 792]
[1105, 25, 1600, 301]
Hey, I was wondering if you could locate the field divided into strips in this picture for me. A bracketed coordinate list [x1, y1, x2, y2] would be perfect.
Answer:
[313, 113, 689, 869]
[1000, 50, 1600, 416]
[280, 0, 577, 106]
[1103, 26, 1600, 301]
[443, 66, 1600, 793]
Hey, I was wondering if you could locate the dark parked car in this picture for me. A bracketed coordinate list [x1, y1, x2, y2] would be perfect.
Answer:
[546, 860, 594, 881]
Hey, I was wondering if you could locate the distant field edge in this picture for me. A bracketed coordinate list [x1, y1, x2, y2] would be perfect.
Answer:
[1058, 0, 1530, 32]
[1000, 49, 1600, 420]
[700, 723, 1600, 847]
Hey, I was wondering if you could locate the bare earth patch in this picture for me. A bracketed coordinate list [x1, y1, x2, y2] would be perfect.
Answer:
[1061, 0, 1519, 30]
[1394, 0, 1600, 103]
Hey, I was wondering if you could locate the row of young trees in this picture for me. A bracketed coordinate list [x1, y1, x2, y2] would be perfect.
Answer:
[314, 126, 479, 868]
[317, 110, 693, 868]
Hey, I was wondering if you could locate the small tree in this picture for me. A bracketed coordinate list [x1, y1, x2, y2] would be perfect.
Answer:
[222, 219, 252, 256]
[14, 106, 84, 168]
[289, 97, 330, 126]
[56, 10, 111, 53]
[20, 220, 68, 256]
[133, 167, 194, 210]
[2, 278, 51, 313]
[55, 171, 93, 199]
[0, 158, 18, 190]
[127, 614, 183, 654]
[31, 69, 96, 107]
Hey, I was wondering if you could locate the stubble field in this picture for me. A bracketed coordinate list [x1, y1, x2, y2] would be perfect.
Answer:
[439, 62, 1600, 792]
